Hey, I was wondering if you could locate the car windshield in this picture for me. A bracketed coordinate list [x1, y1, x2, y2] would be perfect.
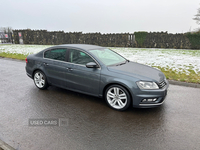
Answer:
[89, 49, 127, 66]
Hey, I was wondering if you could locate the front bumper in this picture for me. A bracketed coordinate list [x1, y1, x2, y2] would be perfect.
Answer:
[132, 81, 169, 108]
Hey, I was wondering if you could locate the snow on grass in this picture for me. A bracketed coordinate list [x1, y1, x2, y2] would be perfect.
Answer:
[0, 44, 200, 74]
[0, 44, 52, 55]
[111, 47, 200, 74]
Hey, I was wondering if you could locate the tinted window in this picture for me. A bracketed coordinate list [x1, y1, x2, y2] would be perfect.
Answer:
[44, 49, 67, 61]
[69, 49, 95, 65]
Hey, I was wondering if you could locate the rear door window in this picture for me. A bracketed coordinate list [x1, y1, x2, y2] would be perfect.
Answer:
[44, 49, 67, 61]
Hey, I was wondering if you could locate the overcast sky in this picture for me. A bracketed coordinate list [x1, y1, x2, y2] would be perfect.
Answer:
[1, 0, 199, 33]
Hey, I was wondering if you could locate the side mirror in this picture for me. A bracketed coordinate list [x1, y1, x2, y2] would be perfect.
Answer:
[86, 62, 99, 68]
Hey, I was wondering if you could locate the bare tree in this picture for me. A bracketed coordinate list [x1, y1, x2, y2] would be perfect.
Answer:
[0, 27, 13, 33]
[0, 27, 13, 43]
[194, 7, 200, 25]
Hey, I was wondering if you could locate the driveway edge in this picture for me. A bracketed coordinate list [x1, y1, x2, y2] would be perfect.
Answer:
[0, 139, 15, 150]
[169, 80, 200, 88]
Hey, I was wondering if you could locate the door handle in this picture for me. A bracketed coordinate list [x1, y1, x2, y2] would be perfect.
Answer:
[43, 63, 48, 66]
[66, 68, 73, 71]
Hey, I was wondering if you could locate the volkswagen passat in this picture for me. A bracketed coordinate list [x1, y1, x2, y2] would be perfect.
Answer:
[26, 44, 168, 111]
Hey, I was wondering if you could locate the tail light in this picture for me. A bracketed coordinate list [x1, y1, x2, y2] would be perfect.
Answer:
[26, 58, 28, 63]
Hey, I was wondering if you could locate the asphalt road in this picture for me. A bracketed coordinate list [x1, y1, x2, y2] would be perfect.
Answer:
[0, 58, 200, 150]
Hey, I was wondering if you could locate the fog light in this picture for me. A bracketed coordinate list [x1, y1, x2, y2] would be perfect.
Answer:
[142, 99, 147, 102]
[153, 98, 157, 102]
[142, 98, 157, 102]
[148, 99, 153, 102]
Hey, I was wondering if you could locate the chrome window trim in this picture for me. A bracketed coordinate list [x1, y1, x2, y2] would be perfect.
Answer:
[43, 47, 101, 70]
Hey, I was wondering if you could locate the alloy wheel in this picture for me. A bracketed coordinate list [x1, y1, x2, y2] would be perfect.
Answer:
[34, 71, 47, 89]
[106, 87, 128, 110]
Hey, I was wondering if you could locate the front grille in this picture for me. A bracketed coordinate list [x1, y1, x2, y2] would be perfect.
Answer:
[158, 80, 166, 89]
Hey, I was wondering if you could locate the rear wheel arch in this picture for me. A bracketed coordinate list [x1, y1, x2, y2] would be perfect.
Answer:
[33, 69, 49, 90]
[33, 69, 40, 78]
[32, 69, 46, 78]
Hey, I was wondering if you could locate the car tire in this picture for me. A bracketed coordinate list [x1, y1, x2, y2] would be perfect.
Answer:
[33, 70, 48, 90]
[105, 85, 131, 111]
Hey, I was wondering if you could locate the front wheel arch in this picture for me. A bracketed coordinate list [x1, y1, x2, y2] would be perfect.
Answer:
[103, 83, 132, 101]
[103, 83, 132, 111]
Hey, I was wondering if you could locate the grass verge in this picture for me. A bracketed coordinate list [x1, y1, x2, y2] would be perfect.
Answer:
[0, 52, 28, 60]
[153, 66, 200, 84]
[0, 52, 200, 84]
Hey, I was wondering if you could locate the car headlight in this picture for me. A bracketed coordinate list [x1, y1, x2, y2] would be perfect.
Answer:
[136, 81, 159, 90]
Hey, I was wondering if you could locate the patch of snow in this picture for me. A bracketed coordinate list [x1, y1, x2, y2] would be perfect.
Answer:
[0, 45, 200, 74]
[0, 44, 51, 55]
[110, 47, 200, 74]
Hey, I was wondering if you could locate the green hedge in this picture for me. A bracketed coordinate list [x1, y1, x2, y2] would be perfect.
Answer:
[134, 31, 148, 47]
[186, 32, 200, 49]
[13, 30, 131, 47]
[12, 29, 200, 49]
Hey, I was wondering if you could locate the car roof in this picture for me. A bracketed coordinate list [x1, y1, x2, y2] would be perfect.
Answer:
[58, 44, 104, 50]
[35, 44, 105, 57]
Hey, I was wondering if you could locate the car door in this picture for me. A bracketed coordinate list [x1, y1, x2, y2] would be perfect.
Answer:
[66, 49, 101, 96]
[43, 48, 69, 88]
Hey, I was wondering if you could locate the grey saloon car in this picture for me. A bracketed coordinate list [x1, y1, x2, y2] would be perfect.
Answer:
[26, 44, 168, 111]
